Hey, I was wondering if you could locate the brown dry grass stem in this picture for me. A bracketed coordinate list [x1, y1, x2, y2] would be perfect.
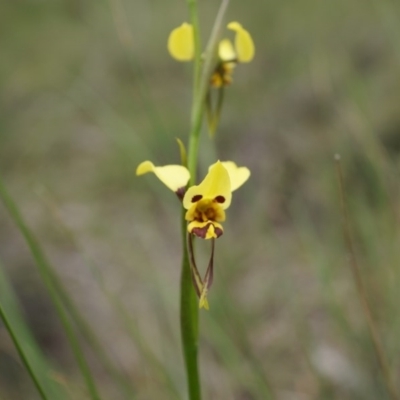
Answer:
[335, 154, 399, 400]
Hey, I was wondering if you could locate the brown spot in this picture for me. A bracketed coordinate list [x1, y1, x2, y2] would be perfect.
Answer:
[175, 187, 186, 201]
[191, 223, 223, 239]
[205, 208, 216, 220]
[215, 195, 225, 203]
[214, 227, 223, 238]
[192, 194, 203, 202]
[192, 226, 207, 239]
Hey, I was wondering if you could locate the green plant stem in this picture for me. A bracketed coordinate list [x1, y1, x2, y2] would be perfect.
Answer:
[0, 177, 102, 400]
[180, 210, 201, 400]
[187, 0, 231, 181]
[0, 302, 49, 400]
[179, 0, 204, 397]
[180, 1, 231, 399]
[187, 0, 202, 101]
[335, 155, 399, 400]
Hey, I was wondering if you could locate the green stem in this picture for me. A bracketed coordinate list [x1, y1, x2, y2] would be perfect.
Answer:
[0, 177, 102, 400]
[180, 210, 201, 400]
[180, 0, 203, 397]
[187, 0, 202, 101]
[180, 1, 231, 399]
[0, 303, 49, 400]
[187, 0, 231, 181]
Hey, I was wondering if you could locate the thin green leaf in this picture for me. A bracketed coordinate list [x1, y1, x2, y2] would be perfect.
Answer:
[0, 259, 67, 400]
[0, 176, 102, 400]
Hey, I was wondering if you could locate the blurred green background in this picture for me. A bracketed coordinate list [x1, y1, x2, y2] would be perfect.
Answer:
[2, 0, 400, 399]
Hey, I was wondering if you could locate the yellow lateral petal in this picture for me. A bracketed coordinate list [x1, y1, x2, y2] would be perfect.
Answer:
[167, 23, 194, 61]
[227, 21, 254, 63]
[183, 161, 232, 210]
[220, 161, 251, 191]
[136, 161, 190, 192]
[218, 39, 236, 61]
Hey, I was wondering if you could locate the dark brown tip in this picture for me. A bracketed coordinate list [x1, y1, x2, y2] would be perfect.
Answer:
[175, 187, 186, 201]
[215, 195, 225, 203]
[214, 227, 223, 238]
[192, 194, 203, 202]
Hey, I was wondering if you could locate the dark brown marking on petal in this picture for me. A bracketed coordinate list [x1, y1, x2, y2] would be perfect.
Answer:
[192, 194, 203, 202]
[175, 187, 186, 201]
[205, 208, 216, 220]
[215, 195, 225, 203]
[214, 227, 223, 238]
[191, 223, 223, 239]
[191, 225, 208, 239]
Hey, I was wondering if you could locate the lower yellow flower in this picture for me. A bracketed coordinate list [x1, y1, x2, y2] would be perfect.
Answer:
[183, 161, 231, 239]
[136, 159, 250, 236]
[136, 158, 250, 309]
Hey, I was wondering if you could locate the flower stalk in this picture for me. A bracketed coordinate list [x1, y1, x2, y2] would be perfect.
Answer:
[137, 0, 253, 397]
[187, 0, 232, 180]
[181, 1, 231, 398]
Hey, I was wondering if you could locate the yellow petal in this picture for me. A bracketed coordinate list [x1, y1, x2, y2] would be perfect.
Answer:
[227, 21, 254, 63]
[187, 220, 224, 239]
[167, 23, 194, 61]
[136, 161, 190, 192]
[218, 39, 236, 62]
[183, 161, 232, 210]
[219, 161, 251, 191]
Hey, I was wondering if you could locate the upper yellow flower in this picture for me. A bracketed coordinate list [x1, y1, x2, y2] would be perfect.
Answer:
[168, 21, 254, 63]
[136, 160, 250, 239]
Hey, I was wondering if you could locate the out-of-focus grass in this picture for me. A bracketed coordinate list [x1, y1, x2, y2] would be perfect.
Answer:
[2, 0, 400, 398]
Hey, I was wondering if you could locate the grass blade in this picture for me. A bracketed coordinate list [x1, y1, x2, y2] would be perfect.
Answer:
[0, 259, 67, 400]
[0, 176, 102, 400]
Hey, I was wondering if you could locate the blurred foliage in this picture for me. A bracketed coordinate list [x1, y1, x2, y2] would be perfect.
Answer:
[1, 0, 400, 399]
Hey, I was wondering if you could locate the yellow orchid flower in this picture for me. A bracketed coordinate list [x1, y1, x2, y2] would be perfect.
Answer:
[183, 161, 230, 239]
[137, 160, 250, 236]
[167, 21, 254, 137]
[136, 159, 250, 309]
[136, 161, 250, 202]
[168, 21, 254, 64]
[209, 22, 255, 88]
